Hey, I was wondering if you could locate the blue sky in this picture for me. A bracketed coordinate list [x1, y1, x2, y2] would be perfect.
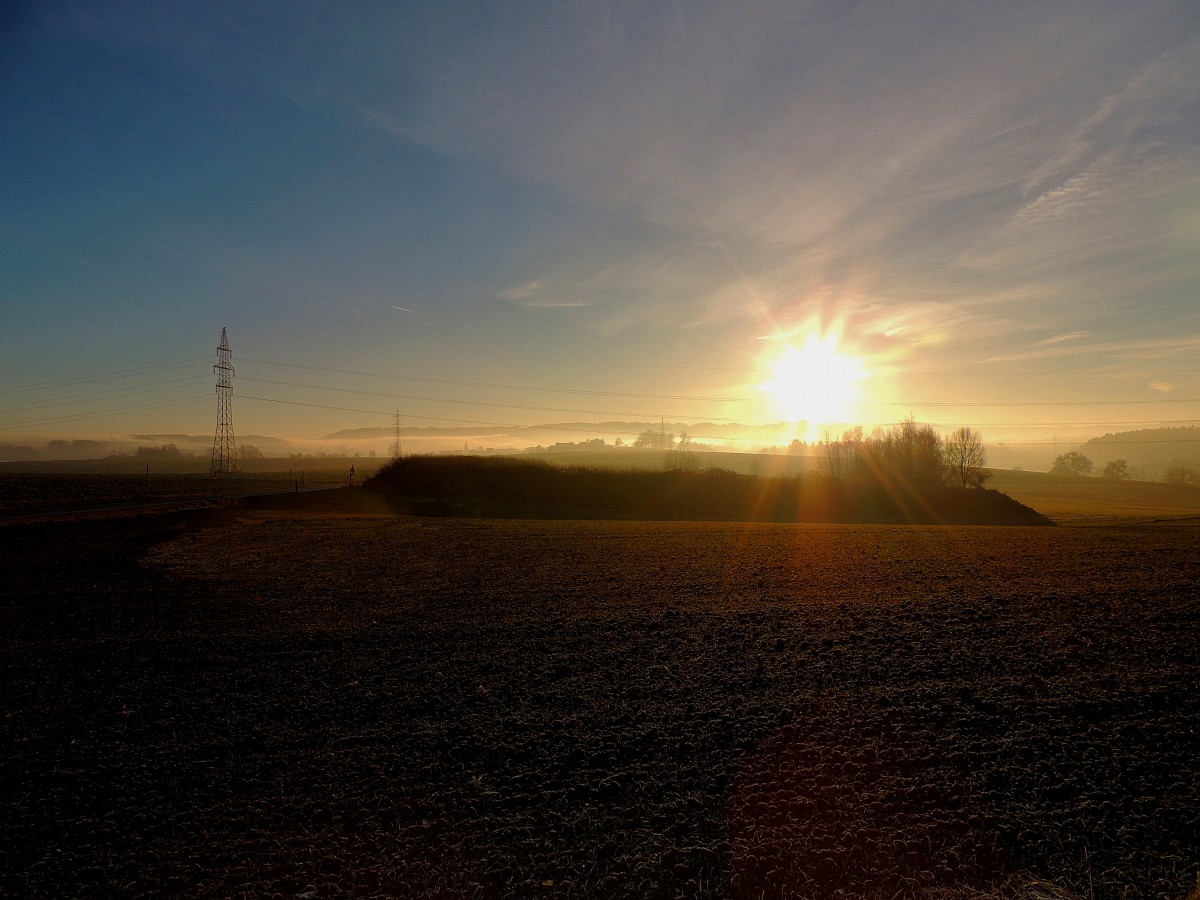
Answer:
[3, 1, 1199, 456]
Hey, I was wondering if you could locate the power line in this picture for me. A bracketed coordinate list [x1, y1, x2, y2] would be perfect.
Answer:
[4, 347, 1198, 444]
[237, 395, 698, 439]
[6, 333, 205, 367]
[922, 418, 1200, 428]
[0, 375, 211, 413]
[0, 396, 211, 430]
[262, 335, 761, 374]
[237, 376, 748, 423]
[240, 395, 772, 443]
[6, 350, 1195, 414]
[237, 395, 1200, 449]
[258, 334, 1200, 378]
[239, 357, 749, 403]
[0, 359, 210, 395]
[239, 356, 1200, 409]
[239, 376, 1200, 428]
[878, 398, 1200, 408]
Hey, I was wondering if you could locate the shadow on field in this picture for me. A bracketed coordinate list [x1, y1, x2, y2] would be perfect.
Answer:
[238, 486, 409, 518]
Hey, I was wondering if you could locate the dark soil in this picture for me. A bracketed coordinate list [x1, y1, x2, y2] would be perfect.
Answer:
[1, 504, 1198, 898]
[0, 473, 330, 517]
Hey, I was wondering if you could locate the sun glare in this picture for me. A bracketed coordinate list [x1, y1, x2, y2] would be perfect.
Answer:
[762, 326, 865, 435]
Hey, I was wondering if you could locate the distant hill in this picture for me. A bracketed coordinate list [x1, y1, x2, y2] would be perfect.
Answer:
[1084, 427, 1200, 478]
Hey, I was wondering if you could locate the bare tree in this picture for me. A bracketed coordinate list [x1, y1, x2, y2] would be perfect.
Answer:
[943, 427, 990, 488]
[818, 427, 863, 480]
[872, 417, 944, 489]
[664, 430, 698, 470]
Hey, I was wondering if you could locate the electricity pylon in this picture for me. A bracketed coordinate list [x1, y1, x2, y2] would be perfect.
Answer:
[390, 410, 403, 460]
[210, 326, 239, 474]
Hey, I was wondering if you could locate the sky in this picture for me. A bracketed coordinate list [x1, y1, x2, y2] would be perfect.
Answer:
[3, 0, 1200, 460]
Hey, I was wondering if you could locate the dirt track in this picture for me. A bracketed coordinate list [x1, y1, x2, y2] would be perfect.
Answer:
[2, 505, 1198, 898]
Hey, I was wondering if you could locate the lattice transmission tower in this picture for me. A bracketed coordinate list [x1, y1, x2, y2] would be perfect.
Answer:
[390, 410, 403, 461]
[210, 326, 240, 474]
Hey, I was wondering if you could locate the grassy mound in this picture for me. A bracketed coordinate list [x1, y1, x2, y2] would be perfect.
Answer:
[366, 456, 1052, 525]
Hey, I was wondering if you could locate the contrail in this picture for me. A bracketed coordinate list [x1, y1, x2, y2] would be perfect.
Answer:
[390, 305, 415, 313]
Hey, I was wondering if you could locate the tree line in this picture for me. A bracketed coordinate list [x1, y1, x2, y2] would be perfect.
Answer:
[815, 418, 989, 490]
[1050, 451, 1199, 484]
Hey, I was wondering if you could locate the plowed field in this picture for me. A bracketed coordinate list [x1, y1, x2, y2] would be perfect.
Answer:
[2, 504, 1198, 898]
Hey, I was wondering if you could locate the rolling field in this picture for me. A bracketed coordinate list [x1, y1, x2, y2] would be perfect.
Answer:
[2, 491, 1198, 898]
[988, 471, 1200, 526]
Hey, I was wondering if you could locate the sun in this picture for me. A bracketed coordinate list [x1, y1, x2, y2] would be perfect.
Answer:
[761, 326, 865, 434]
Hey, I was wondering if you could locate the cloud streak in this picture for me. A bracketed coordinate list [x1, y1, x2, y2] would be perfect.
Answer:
[349, 3, 1200, 356]
[48, 2, 1199, 352]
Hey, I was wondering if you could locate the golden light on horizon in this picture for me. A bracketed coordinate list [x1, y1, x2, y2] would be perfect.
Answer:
[760, 323, 866, 440]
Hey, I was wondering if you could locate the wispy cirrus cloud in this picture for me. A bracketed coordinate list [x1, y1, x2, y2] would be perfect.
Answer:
[1036, 331, 1092, 347]
[495, 279, 547, 302]
[496, 279, 589, 309]
[985, 333, 1200, 365]
[74, 1, 1199, 355]
[970, 36, 1200, 298]
[352, 2, 1200, 361]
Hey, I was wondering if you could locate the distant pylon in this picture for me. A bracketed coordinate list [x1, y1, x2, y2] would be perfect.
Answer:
[210, 327, 239, 474]
[390, 410, 403, 461]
